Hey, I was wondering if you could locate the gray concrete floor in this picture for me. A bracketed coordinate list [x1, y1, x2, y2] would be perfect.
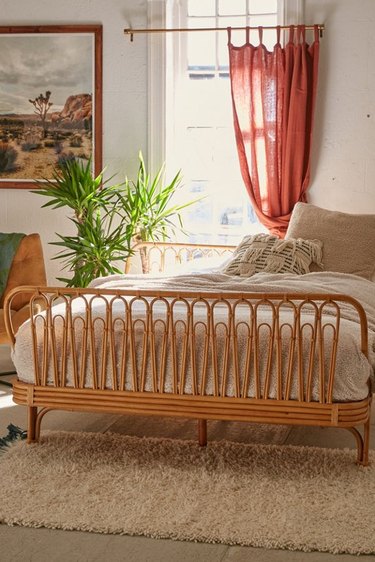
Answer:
[0, 345, 374, 562]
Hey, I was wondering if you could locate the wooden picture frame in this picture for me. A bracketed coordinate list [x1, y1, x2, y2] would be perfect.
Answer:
[0, 25, 102, 189]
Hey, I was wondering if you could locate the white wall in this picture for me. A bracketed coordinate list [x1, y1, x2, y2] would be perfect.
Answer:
[306, 0, 375, 212]
[0, 0, 148, 283]
[1, 0, 374, 282]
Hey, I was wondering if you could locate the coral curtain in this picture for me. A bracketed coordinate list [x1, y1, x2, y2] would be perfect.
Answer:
[228, 25, 320, 237]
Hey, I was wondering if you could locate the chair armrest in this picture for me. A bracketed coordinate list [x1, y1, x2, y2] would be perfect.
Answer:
[0, 233, 47, 311]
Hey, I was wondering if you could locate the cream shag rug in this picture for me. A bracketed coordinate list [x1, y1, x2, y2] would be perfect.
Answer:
[0, 430, 374, 555]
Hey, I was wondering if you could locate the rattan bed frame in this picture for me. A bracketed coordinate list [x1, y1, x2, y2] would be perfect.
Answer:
[4, 243, 373, 466]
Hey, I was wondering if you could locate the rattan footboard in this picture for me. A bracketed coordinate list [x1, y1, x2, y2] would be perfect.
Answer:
[5, 285, 372, 465]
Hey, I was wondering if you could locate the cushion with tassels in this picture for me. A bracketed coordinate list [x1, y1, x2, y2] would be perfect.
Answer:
[223, 233, 323, 277]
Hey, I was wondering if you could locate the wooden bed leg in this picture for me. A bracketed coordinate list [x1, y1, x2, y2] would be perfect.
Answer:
[27, 406, 38, 443]
[346, 427, 364, 464]
[34, 407, 51, 442]
[361, 418, 371, 467]
[198, 419, 207, 447]
[346, 424, 371, 466]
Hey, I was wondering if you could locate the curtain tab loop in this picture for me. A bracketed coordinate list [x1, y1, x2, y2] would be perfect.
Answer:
[276, 25, 281, 45]
[258, 26, 263, 45]
[227, 26, 232, 45]
[297, 24, 306, 43]
[246, 26, 250, 43]
[288, 25, 294, 43]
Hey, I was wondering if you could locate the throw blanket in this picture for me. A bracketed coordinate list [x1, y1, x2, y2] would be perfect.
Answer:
[0, 233, 25, 299]
[91, 270, 375, 333]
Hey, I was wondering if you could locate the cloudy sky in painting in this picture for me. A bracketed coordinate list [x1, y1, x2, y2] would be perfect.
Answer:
[0, 34, 93, 114]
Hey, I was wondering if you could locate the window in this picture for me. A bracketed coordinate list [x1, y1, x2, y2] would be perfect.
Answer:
[148, 0, 300, 245]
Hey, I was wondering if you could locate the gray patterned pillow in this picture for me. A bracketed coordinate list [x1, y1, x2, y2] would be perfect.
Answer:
[223, 233, 323, 277]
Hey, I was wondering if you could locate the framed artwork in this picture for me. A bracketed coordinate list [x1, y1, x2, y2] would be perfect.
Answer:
[0, 25, 102, 189]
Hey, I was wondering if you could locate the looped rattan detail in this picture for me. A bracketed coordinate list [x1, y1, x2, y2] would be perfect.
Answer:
[4, 251, 372, 466]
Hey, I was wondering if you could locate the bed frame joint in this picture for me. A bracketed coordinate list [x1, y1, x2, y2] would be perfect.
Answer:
[27, 385, 35, 406]
[331, 404, 339, 425]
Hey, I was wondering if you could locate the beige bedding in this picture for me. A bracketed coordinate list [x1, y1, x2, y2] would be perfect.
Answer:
[12, 271, 375, 402]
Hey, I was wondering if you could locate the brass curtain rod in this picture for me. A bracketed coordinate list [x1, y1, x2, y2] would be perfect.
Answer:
[124, 24, 325, 42]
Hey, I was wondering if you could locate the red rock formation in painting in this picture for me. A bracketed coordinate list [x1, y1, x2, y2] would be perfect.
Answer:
[51, 94, 92, 126]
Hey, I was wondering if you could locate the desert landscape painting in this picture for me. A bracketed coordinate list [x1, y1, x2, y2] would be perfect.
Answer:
[0, 31, 97, 187]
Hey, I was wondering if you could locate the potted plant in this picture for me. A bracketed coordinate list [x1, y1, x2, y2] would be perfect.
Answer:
[35, 152, 199, 284]
[34, 158, 131, 287]
[115, 151, 199, 273]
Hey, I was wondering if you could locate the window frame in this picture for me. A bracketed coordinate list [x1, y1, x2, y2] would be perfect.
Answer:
[147, 0, 303, 204]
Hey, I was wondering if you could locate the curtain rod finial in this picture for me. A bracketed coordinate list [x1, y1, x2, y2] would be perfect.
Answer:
[124, 28, 134, 41]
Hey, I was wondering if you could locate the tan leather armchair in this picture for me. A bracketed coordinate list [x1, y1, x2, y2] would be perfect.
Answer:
[0, 233, 46, 345]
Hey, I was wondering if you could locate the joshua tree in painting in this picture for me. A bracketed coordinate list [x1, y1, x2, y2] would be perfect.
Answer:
[28, 91, 53, 138]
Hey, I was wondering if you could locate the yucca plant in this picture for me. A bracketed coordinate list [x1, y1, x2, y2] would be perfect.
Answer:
[34, 158, 131, 287]
[115, 151, 199, 273]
